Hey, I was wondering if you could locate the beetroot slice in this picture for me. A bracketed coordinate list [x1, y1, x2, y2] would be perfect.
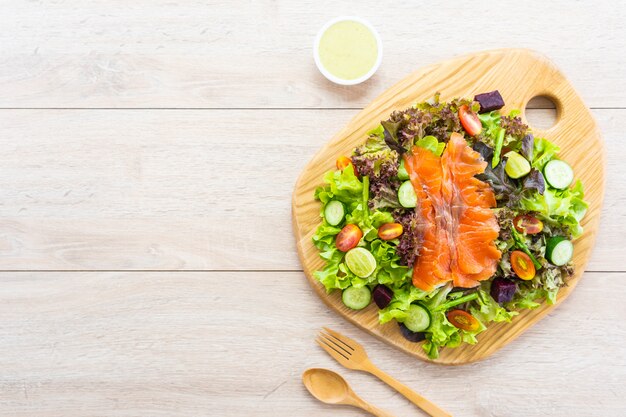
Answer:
[399, 323, 426, 342]
[373, 284, 394, 309]
[490, 277, 517, 303]
[474, 90, 505, 113]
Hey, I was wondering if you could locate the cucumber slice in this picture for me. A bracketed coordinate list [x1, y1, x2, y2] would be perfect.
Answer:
[324, 200, 345, 226]
[342, 286, 372, 310]
[544, 160, 574, 189]
[403, 303, 431, 332]
[504, 151, 531, 179]
[397, 159, 409, 180]
[398, 180, 417, 208]
[546, 236, 573, 266]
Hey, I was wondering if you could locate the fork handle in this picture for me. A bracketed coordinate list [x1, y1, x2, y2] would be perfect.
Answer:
[365, 363, 452, 417]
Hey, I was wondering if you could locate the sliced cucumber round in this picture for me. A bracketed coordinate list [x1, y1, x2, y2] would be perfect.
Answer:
[324, 200, 345, 226]
[403, 303, 431, 332]
[504, 151, 531, 179]
[546, 236, 573, 266]
[342, 286, 372, 310]
[398, 180, 417, 208]
[544, 160, 574, 190]
[397, 159, 409, 180]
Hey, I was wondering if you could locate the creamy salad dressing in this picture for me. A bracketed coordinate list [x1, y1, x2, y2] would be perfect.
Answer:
[318, 20, 378, 81]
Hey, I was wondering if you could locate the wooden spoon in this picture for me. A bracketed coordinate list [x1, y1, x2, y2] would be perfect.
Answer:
[302, 368, 395, 417]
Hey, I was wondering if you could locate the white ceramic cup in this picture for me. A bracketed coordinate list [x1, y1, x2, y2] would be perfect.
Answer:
[313, 16, 383, 86]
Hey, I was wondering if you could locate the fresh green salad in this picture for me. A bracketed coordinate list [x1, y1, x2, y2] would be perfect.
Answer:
[312, 91, 588, 359]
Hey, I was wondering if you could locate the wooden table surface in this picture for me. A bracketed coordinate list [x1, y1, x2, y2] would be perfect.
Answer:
[1, 1, 624, 416]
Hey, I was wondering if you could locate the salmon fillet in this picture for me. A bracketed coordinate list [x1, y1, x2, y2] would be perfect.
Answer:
[404, 133, 501, 291]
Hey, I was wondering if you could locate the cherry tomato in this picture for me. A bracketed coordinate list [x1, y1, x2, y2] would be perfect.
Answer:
[447, 310, 480, 332]
[377, 223, 403, 240]
[514, 214, 544, 235]
[458, 104, 482, 136]
[510, 250, 536, 280]
[335, 224, 363, 252]
[336, 156, 352, 171]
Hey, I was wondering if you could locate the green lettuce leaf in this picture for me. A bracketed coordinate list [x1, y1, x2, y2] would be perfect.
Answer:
[471, 286, 518, 323]
[315, 164, 363, 205]
[532, 137, 560, 170]
[520, 180, 588, 238]
[415, 135, 445, 156]
[378, 284, 428, 324]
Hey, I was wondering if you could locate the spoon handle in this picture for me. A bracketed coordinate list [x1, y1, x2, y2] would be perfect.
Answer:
[356, 400, 396, 417]
[365, 363, 452, 417]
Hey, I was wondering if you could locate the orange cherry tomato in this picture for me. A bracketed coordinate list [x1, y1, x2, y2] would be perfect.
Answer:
[510, 250, 536, 280]
[335, 224, 363, 252]
[514, 214, 544, 235]
[458, 104, 482, 136]
[377, 223, 403, 240]
[447, 310, 480, 332]
[336, 156, 353, 171]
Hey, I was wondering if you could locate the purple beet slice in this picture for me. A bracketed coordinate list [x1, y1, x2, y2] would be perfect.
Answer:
[373, 284, 393, 309]
[474, 90, 505, 113]
[490, 277, 517, 303]
[399, 323, 426, 342]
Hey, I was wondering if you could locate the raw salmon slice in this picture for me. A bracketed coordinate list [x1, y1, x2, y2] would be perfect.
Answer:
[404, 133, 501, 291]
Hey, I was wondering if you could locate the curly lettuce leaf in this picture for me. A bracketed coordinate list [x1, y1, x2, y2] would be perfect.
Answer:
[378, 284, 428, 324]
[520, 133, 534, 161]
[352, 134, 399, 180]
[477, 111, 502, 147]
[471, 285, 518, 323]
[313, 166, 409, 292]
[369, 180, 402, 211]
[368, 239, 411, 286]
[473, 143, 521, 206]
[522, 168, 546, 195]
[382, 119, 411, 154]
[520, 180, 588, 238]
[420, 285, 465, 358]
[315, 164, 363, 205]
[532, 137, 560, 170]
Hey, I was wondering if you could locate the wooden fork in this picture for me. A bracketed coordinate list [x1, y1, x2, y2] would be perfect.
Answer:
[316, 327, 452, 417]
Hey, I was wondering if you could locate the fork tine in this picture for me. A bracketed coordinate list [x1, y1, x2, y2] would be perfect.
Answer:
[318, 331, 352, 356]
[316, 336, 349, 362]
[322, 327, 357, 351]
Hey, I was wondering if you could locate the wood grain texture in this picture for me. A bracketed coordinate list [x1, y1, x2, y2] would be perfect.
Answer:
[292, 49, 605, 364]
[1, 1, 625, 108]
[0, 271, 624, 417]
[0, 1, 623, 415]
[0, 108, 622, 271]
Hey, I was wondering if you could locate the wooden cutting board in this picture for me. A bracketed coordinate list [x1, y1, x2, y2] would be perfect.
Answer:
[292, 48, 605, 365]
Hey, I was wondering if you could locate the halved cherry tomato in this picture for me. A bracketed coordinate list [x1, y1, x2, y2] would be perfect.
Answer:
[377, 223, 403, 240]
[335, 224, 363, 252]
[336, 156, 352, 171]
[510, 250, 536, 280]
[458, 105, 482, 136]
[447, 310, 480, 332]
[514, 214, 543, 235]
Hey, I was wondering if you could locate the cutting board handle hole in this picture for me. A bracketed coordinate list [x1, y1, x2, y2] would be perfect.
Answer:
[524, 95, 559, 131]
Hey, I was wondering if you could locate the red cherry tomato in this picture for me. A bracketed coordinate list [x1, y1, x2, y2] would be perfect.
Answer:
[514, 214, 544, 235]
[377, 223, 403, 240]
[335, 224, 363, 252]
[447, 310, 480, 332]
[336, 156, 352, 171]
[458, 105, 482, 136]
[511, 250, 536, 280]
